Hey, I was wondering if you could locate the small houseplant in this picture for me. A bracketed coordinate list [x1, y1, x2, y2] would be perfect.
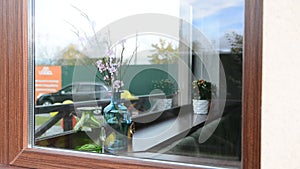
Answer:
[152, 78, 177, 110]
[152, 79, 177, 97]
[192, 79, 212, 114]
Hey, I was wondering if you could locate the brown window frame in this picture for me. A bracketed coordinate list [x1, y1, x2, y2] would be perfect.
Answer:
[0, 0, 262, 168]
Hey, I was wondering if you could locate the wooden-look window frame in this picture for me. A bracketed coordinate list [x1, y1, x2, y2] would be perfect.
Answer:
[0, 0, 262, 168]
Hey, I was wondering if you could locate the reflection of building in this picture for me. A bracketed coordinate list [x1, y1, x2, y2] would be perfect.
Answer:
[35, 66, 62, 100]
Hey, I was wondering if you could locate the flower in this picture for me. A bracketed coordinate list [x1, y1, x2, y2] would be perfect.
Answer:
[192, 79, 213, 100]
[96, 40, 136, 91]
[113, 80, 124, 89]
[69, 7, 135, 91]
[96, 44, 124, 91]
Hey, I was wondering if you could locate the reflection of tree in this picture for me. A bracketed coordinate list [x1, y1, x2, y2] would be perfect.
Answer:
[148, 39, 179, 64]
[55, 44, 97, 65]
[35, 35, 61, 66]
[225, 31, 243, 54]
[223, 31, 243, 99]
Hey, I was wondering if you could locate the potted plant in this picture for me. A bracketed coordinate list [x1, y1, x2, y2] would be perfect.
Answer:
[152, 78, 177, 110]
[192, 79, 212, 114]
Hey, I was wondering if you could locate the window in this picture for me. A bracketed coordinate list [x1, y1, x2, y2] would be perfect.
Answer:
[77, 85, 94, 93]
[62, 85, 73, 94]
[0, 0, 262, 168]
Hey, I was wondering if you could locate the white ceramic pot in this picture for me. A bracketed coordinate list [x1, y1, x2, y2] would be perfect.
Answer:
[156, 98, 173, 111]
[193, 99, 209, 114]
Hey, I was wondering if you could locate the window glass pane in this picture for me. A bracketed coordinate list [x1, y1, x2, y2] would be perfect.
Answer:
[33, 0, 243, 167]
[62, 86, 72, 93]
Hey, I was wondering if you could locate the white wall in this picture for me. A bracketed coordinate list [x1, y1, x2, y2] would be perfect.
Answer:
[262, 0, 300, 169]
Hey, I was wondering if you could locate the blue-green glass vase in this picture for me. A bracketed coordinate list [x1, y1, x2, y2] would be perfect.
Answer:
[103, 91, 131, 153]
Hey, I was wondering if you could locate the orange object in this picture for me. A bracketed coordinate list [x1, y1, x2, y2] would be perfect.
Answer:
[61, 115, 77, 129]
[35, 66, 62, 101]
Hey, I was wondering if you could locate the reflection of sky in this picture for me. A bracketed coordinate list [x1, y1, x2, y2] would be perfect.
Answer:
[35, 0, 243, 61]
[193, 6, 244, 37]
[189, 0, 244, 50]
[35, 0, 179, 62]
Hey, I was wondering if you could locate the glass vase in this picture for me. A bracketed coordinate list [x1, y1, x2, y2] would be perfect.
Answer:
[103, 91, 132, 153]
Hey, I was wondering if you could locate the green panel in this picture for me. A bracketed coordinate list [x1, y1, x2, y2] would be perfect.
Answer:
[62, 65, 103, 87]
[61, 64, 179, 96]
[124, 64, 179, 95]
[61, 66, 74, 87]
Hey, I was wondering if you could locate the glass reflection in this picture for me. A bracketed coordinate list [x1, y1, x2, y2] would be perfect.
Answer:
[33, 0, 243, 167]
